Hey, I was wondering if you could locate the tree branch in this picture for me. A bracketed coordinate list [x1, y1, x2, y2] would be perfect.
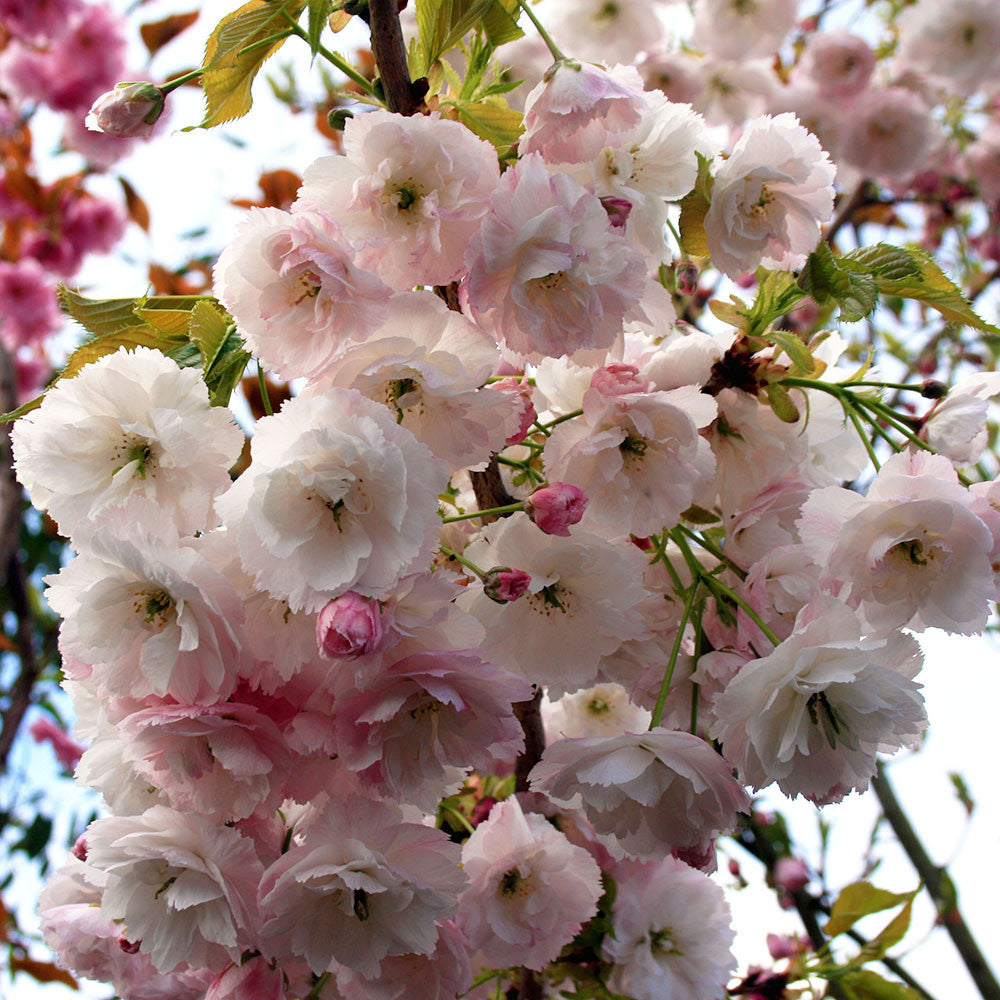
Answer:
[367, 0, 425, 116]
[872, 762, 1000, 1000]
[0, 550, 41, 774]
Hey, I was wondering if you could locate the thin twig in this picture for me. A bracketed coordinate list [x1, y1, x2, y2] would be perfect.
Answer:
[872, 763, 1000, 1000]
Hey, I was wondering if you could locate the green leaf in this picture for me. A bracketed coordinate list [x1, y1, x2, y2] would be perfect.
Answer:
[413, 0, 522, 77]
[858, 897, 913, 961]
[306, 0, 334, 55]
[765, 383, 800, 423]
[825, 881, 917, 937]
[864, 247, 1000, 334]
[836, 970, 922, 1000]
[677, 152, 713, 258]
[58, 287, 147, 338]
[949, 771, 975, 816]
[188, 300, 233, 370]
[767, 329, 815, 374]
[745, 269, 805, 339]
[449, 97, 522, 150]
[198, 0, 305, 128]
[12, 814, 53, 860]
[842, 243, 922, 282]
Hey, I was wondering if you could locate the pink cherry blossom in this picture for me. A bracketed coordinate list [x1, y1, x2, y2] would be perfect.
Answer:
[525, 482, 588, 537]
[316, 592, 386, 659]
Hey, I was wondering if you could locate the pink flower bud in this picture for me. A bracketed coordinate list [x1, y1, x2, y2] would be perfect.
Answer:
[85, 81, 164, 139]
[590, 362, 650, 398]
[118, 936, 141, 954]
[600, 196, 632, 230]
[525, 483, 588, 537]
[29, 716, 84, 771]
[675, 260, 700, 296]
[483, 567, 531, 604]
[316, 592, 385, 659]
[773, 856, 810, 893]
[766, 933, 803, 960]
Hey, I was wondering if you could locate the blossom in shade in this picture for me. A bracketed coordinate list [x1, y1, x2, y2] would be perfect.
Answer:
[457, 797, 602, 971]
[213, 206, 393, 382]
[334, 920, 472, 1000]
[520, 61, 647, 164]
[86, 806, 263, 975]
[11, 346, 244, 541]
[839, 88, 936, 181]
[540, 0, 664, 64]
[295, 110, 499, 288]
[258, 795, 464, 978]
[316, 592, 386, 659]
[603, 857, 736, 1000]
[795, 31, 875, 100]
[116, 698, 294, 823]
[39, 855, 213, 1000]
[692, 0, 798, 62]
[704, 113, 835, 278]
[896, 0, 1000, 97]
[525, 482, 588, 536]
[530, 729, 750, 859]
[206, 957, 285, 1000]
[709, 597, 926, 804]
[466, 154, 646, 359]
[216, 388, 446, 613]
[328, 646, 531, 810]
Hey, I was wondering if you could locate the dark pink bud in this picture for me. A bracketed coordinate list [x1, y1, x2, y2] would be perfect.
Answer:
[525, 482, 588, 537]
[600, 195, 632, 229]
[590, 362, 649, 398]
[631, 535, 653, 551]
[471, 796, 497, 826]
[118, 936, 141, 954]
[316, 592, 385, 659]
[71, 835, 88, 861]
[483, 567, 531, 604]
[774, 856, 810, 893]
[766, 933, 803, 960]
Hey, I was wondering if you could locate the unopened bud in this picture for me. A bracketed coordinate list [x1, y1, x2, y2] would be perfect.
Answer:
[590, 362, 650, 398]
[773, 856, 810, 893]
[483, 567, 531, 604]
[328, 108, 354, 131]
[118, 936, 141, 954]
[85, 82, 165, 139]
[71, 835, 88, 861]
[316, 592, 385, 659]
[600, 196, 632, 230]
[676, 260, 700, 296]
[525, 482, 588, 537]
[920, 378, 948, 399]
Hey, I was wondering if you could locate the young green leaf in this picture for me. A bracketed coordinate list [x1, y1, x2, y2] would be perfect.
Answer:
[825, 881, 917, 937]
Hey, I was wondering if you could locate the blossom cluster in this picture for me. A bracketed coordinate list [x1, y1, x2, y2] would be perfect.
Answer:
[18, 1, 1000, 998]
[0, 0, 137, 401]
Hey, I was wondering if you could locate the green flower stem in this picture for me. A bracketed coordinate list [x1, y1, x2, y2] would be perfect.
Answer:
[536, 408, 584, 433]
[442, 805, 476, 835]
[306, 972, 332, 1000]
[649, 583, 699, 730]
[256, 364, 273, 416]
[160, 67, 204, 94]
[439, 545, 487, 580]
[845, 401, 884, 470]
[676, 524, 747, 580]
[516, 0, 565, 60]
[441, 502, 525, 523]
[280, 10, 380, 98]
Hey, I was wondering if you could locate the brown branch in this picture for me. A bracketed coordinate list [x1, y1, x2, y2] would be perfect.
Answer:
[825, 180, 871, 247]
[367, 0, 425, 116]
[0, 551, 41, 774]
[513, 689, 545, 794]
[0, 343, 21, 579]
[873, 762, 1000, 1000]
